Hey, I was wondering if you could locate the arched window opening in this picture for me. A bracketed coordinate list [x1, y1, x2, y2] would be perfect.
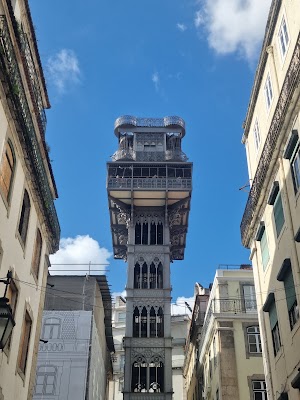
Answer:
[150, 222, 156, 245]
[157, 262, 163, 288]
[157, 222, 163, 244]
[142, 223, 148, 245]
[157, 307, 164, 337]
[135, 223, 141, 245]
[141, 307, 147, 337]
[18, 190, 31, 244]
[133, 307, 140, 337]
[150, 307, 156, 337]
[0, 140, 16, 202]
[132, 361, 147, 392]
[149, 263, 156, 289]
[142, 263, 148, 289]
[149, 362, 164, 393]
[134, 263, 141, 288]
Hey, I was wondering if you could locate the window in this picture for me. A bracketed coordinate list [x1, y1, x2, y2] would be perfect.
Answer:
[134, 260, 163, 289]
[277, 259, 299, 330]
[216, 389, 219, 400]
[35, 366, 56, 395]
[252, 380, 267, 400]
[253, 119, 261, 152]
[0, 140, 16, 202]
[135, 221, 163, 245]
[18, 311, 32, 374]
[273, 193, 285, 237]
[263, 293, 281, 356]
[247, 326, 262, 353]
[264, 74, 273, 109]
[43, 317, 61, 339]
[132, 360, 164, 393]
[133, 306, 163, 338]
[18, 190, 31, 244]
[292, 146, 300, 192]
[278, 16, 289, 58]
[257, 224, 269, 270]
[119, 377, 124, 392]
[243, 285, 257, 312]
[32, 229, 42, 278]
[118, 312, 126, 322]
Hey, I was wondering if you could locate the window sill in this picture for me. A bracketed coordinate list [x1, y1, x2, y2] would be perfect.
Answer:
[291, 317, 300, 339]
[274, 346, 283, 364]
[15, 231, 26, 257]
[16, 366, 26, 386]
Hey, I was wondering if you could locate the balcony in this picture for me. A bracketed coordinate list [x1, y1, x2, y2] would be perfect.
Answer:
[107, 177, 192, 190]
[0, 15, 60, 250]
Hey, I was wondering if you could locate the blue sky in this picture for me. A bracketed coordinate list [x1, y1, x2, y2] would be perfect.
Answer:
[29, 0, 271, 309]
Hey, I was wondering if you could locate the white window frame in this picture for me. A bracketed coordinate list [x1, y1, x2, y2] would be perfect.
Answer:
[247, 326, 262, 353]
[278, 15, 289, 60]
[291, 146, 300, 192]
[252, 380, 267, 400]
[264, 74, 273, 110]
[253, 118, 261, 153]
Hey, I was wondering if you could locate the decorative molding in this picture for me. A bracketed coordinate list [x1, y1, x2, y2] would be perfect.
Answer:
[130, 338, 165, 348]
[241, 34, 300, 248]
[132, 348, 165, 363]
[134, 254, 164, 265]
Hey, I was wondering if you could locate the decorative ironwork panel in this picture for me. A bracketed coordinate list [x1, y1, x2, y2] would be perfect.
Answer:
[114, 115, 185, 131]
[241, 34, 300, 247]
[0, 16, 60, 249]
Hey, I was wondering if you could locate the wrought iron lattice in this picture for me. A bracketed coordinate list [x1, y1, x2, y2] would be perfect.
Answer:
[114, 115, 185, 131]
[0, 15, 60, 249]
[241, 34, 300, 248]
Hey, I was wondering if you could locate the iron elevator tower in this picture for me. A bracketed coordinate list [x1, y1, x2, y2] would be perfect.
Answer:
[107, 116, 192, 399]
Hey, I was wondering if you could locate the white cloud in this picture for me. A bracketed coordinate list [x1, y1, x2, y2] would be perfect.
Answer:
[49, 235, 112, 275]
[47, 49, 81, 93]
[177, 23, 187, 32]
[151, 71, 160, 92]
[171, 296, 194, 316]
[195, 0, 271, 62]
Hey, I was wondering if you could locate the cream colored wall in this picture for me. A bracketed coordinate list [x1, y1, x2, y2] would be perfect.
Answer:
[245, 1, 300, 181]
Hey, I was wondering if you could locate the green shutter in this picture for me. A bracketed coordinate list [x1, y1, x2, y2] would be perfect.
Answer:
[261, 230, 270, 270]
[269, 301, 278, 330]
[274, 194, 285, 237]
[284, 269, 296, 310]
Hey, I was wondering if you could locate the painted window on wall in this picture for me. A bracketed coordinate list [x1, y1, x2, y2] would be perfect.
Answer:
[35, 366, 57, 395]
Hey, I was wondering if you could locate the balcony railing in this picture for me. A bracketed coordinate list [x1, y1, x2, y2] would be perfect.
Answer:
[125, 394, 165, 400]
[107, 177, 192, 190]
[0, 15, 60, 250]
[20, 30, 47, 135]
[198, 298, 257, 352]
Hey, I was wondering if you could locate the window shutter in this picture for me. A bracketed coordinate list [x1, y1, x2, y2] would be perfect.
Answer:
[284, 269, 296, 310]
[269, 301, 278, 330]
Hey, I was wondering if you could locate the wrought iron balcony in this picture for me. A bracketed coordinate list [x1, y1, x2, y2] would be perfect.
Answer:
[19, 30, 47, 135]
[241, 33, 300, 248]
[107, 177, 192, 190]
[0, 15, 60, 250]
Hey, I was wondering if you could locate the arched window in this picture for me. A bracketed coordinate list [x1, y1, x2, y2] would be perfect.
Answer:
[135, 223, 141, 244]
[134, 263, 141, 288]
[133, 307, 140, 337]
[149, 361, 164, 393]
[142, 263, 148, 289]
[142, 223, 148, 245]
[157, 307, 164, 337]
[0, 140, 16, 202]
[157, 222, 163, 244]
[149, 263, 156, 289]
[18, 190, 31, 244]
[150, 222, 156, 245]
[141, 307, 147, 337]
[132, 360, 147, 392]
[32, 229, 42, 278]
[157, 262, 163, 288]
[150, 307, 156, 337]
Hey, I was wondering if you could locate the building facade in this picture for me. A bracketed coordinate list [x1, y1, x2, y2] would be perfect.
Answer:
[107, 116, 192, 399]
[185, 267, 265, 400]
[34, 275, 114, 400]
[0, 1, 59, 399]
[241, 1, 300, 398]
[109, 296, 190, 400]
